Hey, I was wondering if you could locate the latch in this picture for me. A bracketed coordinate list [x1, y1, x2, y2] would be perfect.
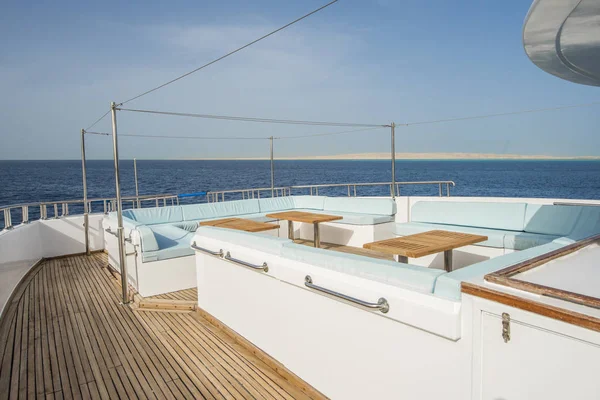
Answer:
[502, 312, 510, 343]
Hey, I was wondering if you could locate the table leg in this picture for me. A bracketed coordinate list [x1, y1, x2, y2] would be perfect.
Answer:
[314, 222, 320, 248]
[288, 220, 294, 240]
[397, 255, 408, 263]
[444, 250, 453, 272]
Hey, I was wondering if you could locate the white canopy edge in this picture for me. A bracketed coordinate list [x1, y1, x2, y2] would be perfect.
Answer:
[523, 0, 600, 87]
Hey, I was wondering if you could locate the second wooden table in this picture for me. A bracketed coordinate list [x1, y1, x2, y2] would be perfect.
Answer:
[363, 230, 488, 272]
[265, 211, 343, 248]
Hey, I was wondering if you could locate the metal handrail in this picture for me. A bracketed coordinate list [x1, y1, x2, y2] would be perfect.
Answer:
[224, 251, 269, 272]
[0, 193, 178, 210]
[191, 242, 224, 257]
[206, 186, 290, 202]
[206, 180, 456, 202]
[304, 275, 389, 313]
[104, 228, 118, 238]
[1, 193, 179, 231]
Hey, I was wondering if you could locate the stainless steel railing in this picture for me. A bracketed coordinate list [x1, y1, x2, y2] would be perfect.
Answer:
[206, 180, 455, 202]
[206, 187, 291, 202]
[1, 193, 178, 230]
[304, 275, 389, 313]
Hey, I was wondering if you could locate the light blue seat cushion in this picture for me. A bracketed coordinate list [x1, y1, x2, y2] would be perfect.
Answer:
[433, 242, 566, 300]
[181, 199, 260, 221]
[324, 197, 396, 216]
[139, 224, 195, 262]
[281, 243, 444, 293]
[292, 196, 326, 210]
[394, 222, 557, 250]
[121, 206, 184, 225]
[290, 209, 393, 225]
[258, 197, 295, 213]
[503, 232, 561, 251]
[411, 201, 527, 231]
[523, 204, 582, 236]
[393, 222, 507, 248]
[194, 226, 292, 255]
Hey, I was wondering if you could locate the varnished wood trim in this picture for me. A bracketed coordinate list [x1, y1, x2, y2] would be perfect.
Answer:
[490, 241, 589, 277]
[485, 234, 600, 310]
[462, 282, 600, 333]
[486, 275, 600, 309]
[194, 307, 329, 400]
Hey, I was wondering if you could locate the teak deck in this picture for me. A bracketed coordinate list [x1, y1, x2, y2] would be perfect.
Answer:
[363, 230, 488, 258]
[0, 253, 323, 400]
[200, 218, 280, 233]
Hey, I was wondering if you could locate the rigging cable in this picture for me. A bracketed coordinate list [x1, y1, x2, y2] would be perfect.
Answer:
[85, 109, 112, 131]
[276, 126, 386, 139]
[117, 108, 386, 128]
[118, 0, 339, 106]
[401, 101, 600, 126]
[85, 131, 270, 140]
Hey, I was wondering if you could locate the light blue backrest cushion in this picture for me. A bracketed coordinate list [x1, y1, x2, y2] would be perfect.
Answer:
[281, 243, 444, 293]
[194, 226, 292, 255]
[181, 199, 260, 221]
[523, 204, 582, 236]
[566, 206, 600, 241]
[258, 197, 295, 213]
[172, 221, 200, 232]
[434, 241, 565, 300]
[123, 206, 184, 225]
[292, 196, 326, 210]
[411, 201, 527, 231]
[323, 197, 397, 216]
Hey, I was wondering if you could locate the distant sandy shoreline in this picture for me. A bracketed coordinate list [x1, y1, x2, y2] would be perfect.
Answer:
[178, 152, 600, 161]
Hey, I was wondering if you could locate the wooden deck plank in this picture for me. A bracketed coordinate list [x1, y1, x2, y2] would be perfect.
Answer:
[0, 253, 326, 400]
[79, 257, 169, 400]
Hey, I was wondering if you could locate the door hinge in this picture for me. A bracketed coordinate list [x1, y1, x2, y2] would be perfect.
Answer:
[502, 312, 511, 343]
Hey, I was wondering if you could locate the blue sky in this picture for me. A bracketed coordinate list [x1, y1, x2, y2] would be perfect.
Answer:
[1, 0, 599, 160]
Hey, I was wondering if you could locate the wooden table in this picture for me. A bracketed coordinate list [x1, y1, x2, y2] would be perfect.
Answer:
[363, 230, 488, 272]
[265, 211, 343, 248]
[199, 217, 279, 233]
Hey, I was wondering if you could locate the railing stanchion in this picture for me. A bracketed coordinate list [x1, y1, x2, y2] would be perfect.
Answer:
[3, 209, 12, 230]
[390, 122, 396, 200]
[134, 158, 140, 208]
[22, 206, 29, 224]
[270, 136, 275, 198]
[54, 204, 59, 219]
[439, 183, 442, 197]
[110, 101, 130, 305]
[447, 183, 450, 197]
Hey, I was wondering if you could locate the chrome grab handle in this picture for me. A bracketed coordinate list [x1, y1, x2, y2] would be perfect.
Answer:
[304, 275, 389, 313]
[191, 242, 224, 257]
[224, 251, 269, 272]
[105, 228, 118, 237]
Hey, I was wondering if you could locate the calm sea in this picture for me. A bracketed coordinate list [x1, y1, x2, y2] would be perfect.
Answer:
[1, 160, 600, 227]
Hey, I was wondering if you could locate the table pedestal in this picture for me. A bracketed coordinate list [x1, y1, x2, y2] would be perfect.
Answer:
[444, 250, 453, 272]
